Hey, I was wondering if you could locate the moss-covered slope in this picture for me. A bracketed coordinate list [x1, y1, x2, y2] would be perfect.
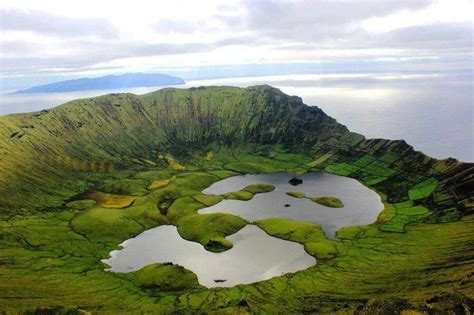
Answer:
[0, 86, 357, 211]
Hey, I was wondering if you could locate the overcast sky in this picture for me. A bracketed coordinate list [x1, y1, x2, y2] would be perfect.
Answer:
[0, 0, 472, 90]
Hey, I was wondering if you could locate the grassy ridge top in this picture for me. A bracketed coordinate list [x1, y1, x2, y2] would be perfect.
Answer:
[0, 85, 471, 216]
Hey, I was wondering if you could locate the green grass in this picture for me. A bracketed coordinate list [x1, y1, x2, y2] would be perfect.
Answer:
[99, 178, 149, 195]
[71, 198, 168, 243]
[325, 154, 396, 186]
[131, 263, 200, 291]
[176, 213, 248, 252]
[224, 161, 278, 174]
[272, 153, 313, 164]
[84, 191, 136, 209]
[311, 196, 344, 208]
[256, 218, 343, 259]
[147, 177, 174, 190]
[306, 153, 332, 168]
[66, 199, 97, 210]
[286, 191, 305, 198]
[206, 170, 238, 179]
[166, 197, 204, 220]
[0, 85, 470, 313]
[192, 194, 223, 207]
[408, 178, 438, 200]
[222, 190, 254, 200]
[379, 201, 430, 233]
[325, 163, 360, 176]
[241, 184, 275, 194]
[2, 210, 472, 313]
[335, 226, 370, 240]
[222, 184, 275, 201]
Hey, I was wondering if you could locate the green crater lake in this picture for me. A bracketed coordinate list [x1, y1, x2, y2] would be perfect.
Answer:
[104, 172, 383, 287]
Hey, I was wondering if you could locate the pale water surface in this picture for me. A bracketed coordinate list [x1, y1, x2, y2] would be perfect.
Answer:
[1, 74, 471, 161]
[200, 172, 384, 238]
[103, 224, 316, 288]
[104, 172, 383, 287]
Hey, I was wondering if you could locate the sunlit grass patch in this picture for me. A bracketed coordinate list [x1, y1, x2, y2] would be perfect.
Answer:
[148, 177, 173, 190]
[223, 190, 254, 201]
[311, 196, 344, 208]
[85, 191, 136, 208]
[379, 201, 430, 233]
[241, 184, 275, 194]
[286, 191, 305, 198]
[306, 153, 332, 168]
[256, 218, 343, 259]
[336, 226, 370, 240]
[220, 184, 274, 200]
[286, 167, 309, 175]
[165, 154, 186, 171]
[192, 194, 223, 207]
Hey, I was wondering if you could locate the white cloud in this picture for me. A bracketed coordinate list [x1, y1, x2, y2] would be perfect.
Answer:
[361, 0, 473, 33]
[0, 0, 472, 88]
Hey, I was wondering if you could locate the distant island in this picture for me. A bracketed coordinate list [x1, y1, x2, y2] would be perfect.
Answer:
[12, 73, 185, 94]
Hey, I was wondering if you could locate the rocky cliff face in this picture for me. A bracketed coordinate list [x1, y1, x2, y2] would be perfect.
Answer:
[0, 85, 471, 216]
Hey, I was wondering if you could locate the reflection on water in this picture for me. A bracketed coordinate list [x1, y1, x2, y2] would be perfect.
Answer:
[1, 73, 471, 161]
[103, 224, 315, 288]
[200, 172, 384, 239]
[104, 172, 383, 287]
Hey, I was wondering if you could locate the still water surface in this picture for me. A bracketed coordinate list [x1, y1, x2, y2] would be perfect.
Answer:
[104, 172, 382, 287]
[1, 74, 471, 161]
[200, 172, 384, 238]
[103, 224, 315, 288]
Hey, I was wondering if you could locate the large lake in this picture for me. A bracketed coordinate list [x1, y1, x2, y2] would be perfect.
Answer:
[104, 172, 383, 287]
[200, 172, 384, 239]
[1, 73, 472, 162]
[103, 224, 315, 288]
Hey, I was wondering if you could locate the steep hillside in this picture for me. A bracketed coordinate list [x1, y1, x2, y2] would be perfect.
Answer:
[0, 86, 358, 211]
[1, 86, 470, 217]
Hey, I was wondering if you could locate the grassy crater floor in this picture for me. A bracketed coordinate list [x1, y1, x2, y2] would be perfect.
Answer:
[0, 148, 473, 314]
[0, 86, 472, 313]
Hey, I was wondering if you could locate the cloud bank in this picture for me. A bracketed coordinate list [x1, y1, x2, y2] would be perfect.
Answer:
[0, 0, 472, 90]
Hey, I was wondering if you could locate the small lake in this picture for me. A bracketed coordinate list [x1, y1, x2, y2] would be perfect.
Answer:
[104, 172, 383, 287]
[103, 224, 315, 288]
[200, 172, 384, 238]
